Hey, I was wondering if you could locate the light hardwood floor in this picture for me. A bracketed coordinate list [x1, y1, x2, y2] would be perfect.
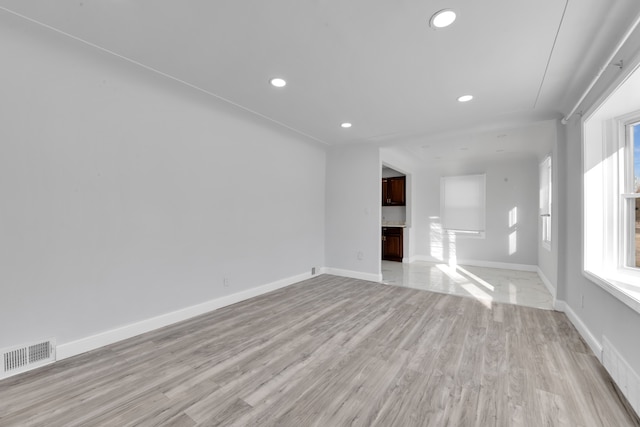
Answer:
[1, 275, 638, 426]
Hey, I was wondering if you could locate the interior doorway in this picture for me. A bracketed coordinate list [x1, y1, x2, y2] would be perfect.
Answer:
[381, 165, 407, 262]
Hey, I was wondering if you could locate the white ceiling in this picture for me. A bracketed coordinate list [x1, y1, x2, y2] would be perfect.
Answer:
[402, 119, 559, 166]
[2, 0, 640, 157]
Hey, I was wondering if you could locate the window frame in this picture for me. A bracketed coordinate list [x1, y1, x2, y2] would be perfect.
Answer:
[540, 155, 552, 251]
[621, 120, 640, 270]
[583, 109, 640, 315]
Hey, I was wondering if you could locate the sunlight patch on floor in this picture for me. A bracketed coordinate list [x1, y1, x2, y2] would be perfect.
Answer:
[381, 260, 553, 310]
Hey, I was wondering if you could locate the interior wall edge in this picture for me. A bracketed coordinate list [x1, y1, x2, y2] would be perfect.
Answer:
[322, 268, 382, 283]
[554, 299, 603, 362]
[536, 266, 557, 301]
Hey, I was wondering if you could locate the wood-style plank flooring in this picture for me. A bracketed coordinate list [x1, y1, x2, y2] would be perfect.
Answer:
[1, 275, 638, 426]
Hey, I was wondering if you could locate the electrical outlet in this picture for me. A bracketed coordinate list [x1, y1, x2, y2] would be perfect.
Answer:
[311, 267, 316, 275]
[223, 277, 229, 287]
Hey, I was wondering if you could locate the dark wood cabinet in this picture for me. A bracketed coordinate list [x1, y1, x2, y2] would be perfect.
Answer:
[382, 227, 403, 262]
[382, 176, 405, 206]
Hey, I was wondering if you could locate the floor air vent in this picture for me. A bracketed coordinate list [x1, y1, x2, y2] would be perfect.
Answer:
[1, 339, 56, 380]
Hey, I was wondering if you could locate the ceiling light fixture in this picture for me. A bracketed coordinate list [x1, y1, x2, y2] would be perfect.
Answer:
[457, 95, 473, 102]
[341, 122, 352, 128]
[269, 77, 287, 88]
[430, 9, 456, 29]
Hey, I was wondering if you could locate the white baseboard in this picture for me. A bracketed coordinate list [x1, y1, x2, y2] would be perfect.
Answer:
[57, 271, 314, 360]
[406, 255, 537, 272]
[536, 267, 557, 301]
[409, 255, 441, 263]
[456, 259, 537, 272]
[602, 336, 640, 417]
[323, 267, 382, 282]
[554, 300, 603, 361]
[556, 302, 640, 416]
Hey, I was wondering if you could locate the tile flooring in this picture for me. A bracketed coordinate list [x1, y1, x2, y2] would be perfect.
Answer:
[381, 260, 554, 310]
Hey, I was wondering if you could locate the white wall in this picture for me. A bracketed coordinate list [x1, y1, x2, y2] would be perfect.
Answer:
[325, 144, 381, 280]
[0, 13, 326, 350]
[561, 117, 640, 377]
[411, 156, 539, 268]
[558, 49, 640, 375]
[553, 24, 640, 411]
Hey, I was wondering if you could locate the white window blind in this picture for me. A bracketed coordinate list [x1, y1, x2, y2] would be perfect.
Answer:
[440, 174, 486, 232]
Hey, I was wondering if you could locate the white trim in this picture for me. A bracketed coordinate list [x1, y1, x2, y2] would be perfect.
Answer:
[602, 336, 640, 416]
[583, 270, 640, 315]
[323, 267, 382, 282]
[406, 255, 537, 272]
[57, 271, 314, 360]
[536, 267, 557, 301]
[554, 300, 603, 362]
[539, 155, 553, 250]
[583, 101, 640, 316]
[410, 255, 442, 263]
[553, 299, 566, 312]
[454, 259, 538, 272]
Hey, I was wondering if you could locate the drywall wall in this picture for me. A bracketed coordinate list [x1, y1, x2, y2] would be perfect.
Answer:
[0, 12, 326, 350]
[325, 144, 381, 280]
[561, 116, 640, 379]
[411, 156, 539, 268]
[554, 23, 640, 408]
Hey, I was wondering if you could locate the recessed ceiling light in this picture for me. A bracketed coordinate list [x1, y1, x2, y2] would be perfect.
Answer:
[430, 9, 456, 29]
[269, 77, 287, 88]
[341, 122, 352, 128]
[457, 95, 474, 102]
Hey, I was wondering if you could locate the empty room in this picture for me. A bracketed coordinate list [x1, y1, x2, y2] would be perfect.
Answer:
[1, 1, 640, 426]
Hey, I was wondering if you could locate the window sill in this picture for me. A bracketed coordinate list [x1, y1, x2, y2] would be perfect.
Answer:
[584, 270, 640, 315]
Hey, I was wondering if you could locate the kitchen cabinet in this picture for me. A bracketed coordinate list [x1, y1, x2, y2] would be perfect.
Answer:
[382, 176, 405, 206]
[382, 227, 403, 262]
